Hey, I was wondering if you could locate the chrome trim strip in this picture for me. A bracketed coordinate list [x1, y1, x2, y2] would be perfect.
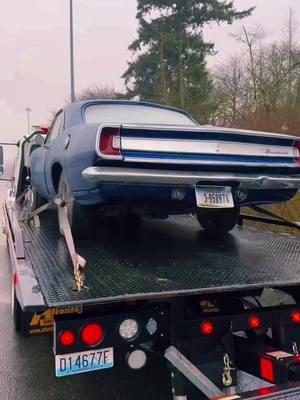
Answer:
[121, 137, 295, 158]
[95, 123, 122, 160]
[82, 167, 300, 189]
[124, 156, 298, 168]
[121, 123, 298, 141]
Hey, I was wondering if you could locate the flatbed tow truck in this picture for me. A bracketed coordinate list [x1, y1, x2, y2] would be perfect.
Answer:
[3, 133, 300, 400]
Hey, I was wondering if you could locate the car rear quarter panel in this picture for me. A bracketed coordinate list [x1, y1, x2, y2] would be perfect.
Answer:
[63, 124, 99, 198]
[30, 146, 49, 198]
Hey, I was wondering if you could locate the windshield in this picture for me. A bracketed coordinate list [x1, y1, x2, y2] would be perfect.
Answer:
[84, 104, 196, 126]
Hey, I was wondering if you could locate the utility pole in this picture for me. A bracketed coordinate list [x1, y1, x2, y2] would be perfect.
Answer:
[70, 0, 75, 102]
[288, 7, 293, 100]
[25, 107, 32, 135]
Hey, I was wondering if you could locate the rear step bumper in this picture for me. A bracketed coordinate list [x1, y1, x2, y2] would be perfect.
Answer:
[82, 167, 300, 189]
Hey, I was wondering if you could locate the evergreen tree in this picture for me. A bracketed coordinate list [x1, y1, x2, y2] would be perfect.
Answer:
[123, 0, 254, 122]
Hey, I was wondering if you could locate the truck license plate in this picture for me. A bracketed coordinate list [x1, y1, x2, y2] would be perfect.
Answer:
[195, 186, 234, 208]
[55, 347, 114, 377]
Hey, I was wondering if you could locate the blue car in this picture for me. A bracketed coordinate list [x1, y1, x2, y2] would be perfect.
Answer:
[28, 100, 300, 237]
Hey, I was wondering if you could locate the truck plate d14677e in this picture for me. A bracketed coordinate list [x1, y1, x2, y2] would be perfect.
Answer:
[55, 347, 114, 377]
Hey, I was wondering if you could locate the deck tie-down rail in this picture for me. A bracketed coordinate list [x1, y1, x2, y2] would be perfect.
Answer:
[19, 196, 87, 292]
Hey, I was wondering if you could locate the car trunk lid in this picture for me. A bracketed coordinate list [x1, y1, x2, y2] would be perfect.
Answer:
[97, 124, 300, 168]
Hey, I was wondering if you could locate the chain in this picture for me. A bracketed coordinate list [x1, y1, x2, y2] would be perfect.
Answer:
[19, 209, 30, 223]
[222, 353, 235, 387]
[74, 267, 85, 291]
[74, 254, 87, 292]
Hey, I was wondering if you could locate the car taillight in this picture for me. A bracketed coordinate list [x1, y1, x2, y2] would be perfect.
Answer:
[13, 273, 18, 286]
[81, 323, 104, 346]
[59, 330, 75, 347]
[98, 126, 121, 159]
[294, 141, 300, 166]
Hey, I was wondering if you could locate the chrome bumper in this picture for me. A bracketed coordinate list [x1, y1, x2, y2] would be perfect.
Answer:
[82, 167, 300, 190]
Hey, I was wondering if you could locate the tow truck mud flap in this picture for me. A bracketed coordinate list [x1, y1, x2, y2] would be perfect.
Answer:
[28, 306, 83, 335]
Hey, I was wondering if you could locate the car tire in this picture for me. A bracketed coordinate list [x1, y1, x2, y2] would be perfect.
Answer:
[197, 207, 240, 234]
[57, 173, 96, 239]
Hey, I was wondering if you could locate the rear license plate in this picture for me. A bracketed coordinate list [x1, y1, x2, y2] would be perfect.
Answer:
[195, 186, 234, 208]
[55, 347, 114, 377]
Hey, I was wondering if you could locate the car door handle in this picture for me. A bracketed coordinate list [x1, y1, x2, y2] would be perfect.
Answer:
[43, 145, 49, 149]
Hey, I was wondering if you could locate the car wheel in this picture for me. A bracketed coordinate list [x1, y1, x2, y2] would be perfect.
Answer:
[57, 173, 96, 239]
[197, 207, 240, 234]
[23, 185, 45, 211]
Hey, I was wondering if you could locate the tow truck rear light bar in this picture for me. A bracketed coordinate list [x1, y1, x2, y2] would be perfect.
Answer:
[59, 330, 75, 347]
[291, 310, 300, 324]
[260, 351, 300, 384]
[54, 308, 169, 355]
[200, 320, 215, 335]
[260, 356, 275, 383]
[58, 324, 105, 348]
[81, 323, 104, 346]
[248, 315, 262, 329]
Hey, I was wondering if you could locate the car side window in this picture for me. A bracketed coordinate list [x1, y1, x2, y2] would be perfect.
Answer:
[47, 111, 64, 143]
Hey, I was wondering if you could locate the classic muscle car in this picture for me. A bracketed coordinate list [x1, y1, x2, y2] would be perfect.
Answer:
[28, 100, 300, 238]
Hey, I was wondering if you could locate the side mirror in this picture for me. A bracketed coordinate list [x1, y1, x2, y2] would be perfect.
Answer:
[34, 134, 46, 146]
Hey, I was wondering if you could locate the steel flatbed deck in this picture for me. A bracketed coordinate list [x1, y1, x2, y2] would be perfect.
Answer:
[5, 198, 300, 311]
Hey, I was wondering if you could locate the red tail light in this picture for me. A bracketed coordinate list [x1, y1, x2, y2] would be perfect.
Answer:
[13, 273, 19, 286]
[81, 323, 104, 346]
[294, 141, 300, 166]
[40, 125, 49, 134]
[248, 315, 261, 329]
[257, 388, 274, 396]
[260, 357, 275, 383]
[291, 311, 300, 324]
[200, 321, 214, 335]
[98, 126, 121, 159]
[59, 330, 75, 347]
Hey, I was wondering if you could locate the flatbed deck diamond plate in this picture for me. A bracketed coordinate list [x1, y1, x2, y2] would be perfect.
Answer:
[19, 210, 300, 308]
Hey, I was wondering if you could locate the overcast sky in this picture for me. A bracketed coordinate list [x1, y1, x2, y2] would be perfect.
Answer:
[1, 0, 300, 141]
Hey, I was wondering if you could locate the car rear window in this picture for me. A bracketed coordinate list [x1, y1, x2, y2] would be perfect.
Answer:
[84, 104, 196, 126]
